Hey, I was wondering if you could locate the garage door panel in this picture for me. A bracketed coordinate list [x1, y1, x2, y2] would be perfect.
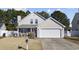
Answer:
[39, 29, 60, 38]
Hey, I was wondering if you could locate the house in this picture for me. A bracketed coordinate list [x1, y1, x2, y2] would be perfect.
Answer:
[0, 23, 8, 37]
[72, 12, 79, 36]
[0, 23, 19, 37]
[17, 12, 65, 38]
[17, 12, 45, 37]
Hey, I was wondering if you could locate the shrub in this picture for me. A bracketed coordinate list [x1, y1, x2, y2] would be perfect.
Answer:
[3, 33, 6, 37]
[28, 32, 35, 39]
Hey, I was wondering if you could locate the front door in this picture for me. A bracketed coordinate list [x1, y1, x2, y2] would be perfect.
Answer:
[35, 28, 37, 37]
[31, 28, 37, 37]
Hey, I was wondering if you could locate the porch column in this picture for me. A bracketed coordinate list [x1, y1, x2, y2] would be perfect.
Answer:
[17, 28, 20, 37]
[30, 28, 32, 32]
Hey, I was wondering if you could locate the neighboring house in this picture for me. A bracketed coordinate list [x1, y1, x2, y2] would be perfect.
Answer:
[0, 23, 7, 37]
[17, 12, 65, 38]
[72, 12, 79, 36]
[72, 12, 79, 31]
[0, 23, 19, 37]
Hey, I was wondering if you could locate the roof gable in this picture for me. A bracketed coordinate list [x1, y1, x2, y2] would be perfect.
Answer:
[0, 23, 6, 30]
[18, 12, 45, 25]
[49, 17, 65, 28]
[38, 17, 65, 28]
[21, 12, 46, 21]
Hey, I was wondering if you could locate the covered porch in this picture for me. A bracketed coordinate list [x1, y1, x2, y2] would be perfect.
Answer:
[17, 25, 37, 37]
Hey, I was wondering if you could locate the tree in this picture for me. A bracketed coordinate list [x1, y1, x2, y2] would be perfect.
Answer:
[26, 10, 30, 16]
[0, 9, 5, 23]
[4, 9, 29, 30]
[0, 9, 30, 30]
[51, 11, 70, 30]
[37, 11, 49, 19]
[4, 9, 17, 30]
[16, 10, 27, 18]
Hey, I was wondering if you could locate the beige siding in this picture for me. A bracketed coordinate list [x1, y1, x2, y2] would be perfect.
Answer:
[38, 18, 62, 29]
[18, 13, 44, 26]
[37, 18, 64, 38]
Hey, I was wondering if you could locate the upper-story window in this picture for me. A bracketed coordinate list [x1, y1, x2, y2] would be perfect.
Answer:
[35, 19, 38, 24]
[30, 19, 33, 24]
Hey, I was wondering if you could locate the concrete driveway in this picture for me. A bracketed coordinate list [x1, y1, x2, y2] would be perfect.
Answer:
[40, 39, 79, 50]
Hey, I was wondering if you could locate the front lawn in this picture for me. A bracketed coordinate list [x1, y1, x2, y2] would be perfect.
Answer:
[28, 39, 42, 50]
[0, 37, 42, 50]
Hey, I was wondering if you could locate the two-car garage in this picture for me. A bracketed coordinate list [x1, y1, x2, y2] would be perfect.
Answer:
[38, 28, 61, 38]
[39, 28, 62, 38]
[37, 17, 65, 38]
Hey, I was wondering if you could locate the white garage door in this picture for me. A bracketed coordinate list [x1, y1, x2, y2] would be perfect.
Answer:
[38, 29, 61, 38]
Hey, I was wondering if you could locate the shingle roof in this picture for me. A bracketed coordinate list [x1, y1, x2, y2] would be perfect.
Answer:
[34, 12, 46, 20]
[20, 12, 46, 21]
[18, 12, 65, 28]
[49, 17, 65, 28]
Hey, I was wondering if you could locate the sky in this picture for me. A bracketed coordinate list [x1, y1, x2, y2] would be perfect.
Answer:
[1, 8, 78, 23]
[26, 8, 78, 23]
[15, 8, 78, 23]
